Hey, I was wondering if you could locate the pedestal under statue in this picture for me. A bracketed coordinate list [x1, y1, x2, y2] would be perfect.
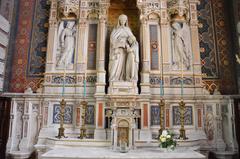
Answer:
[108, 14, 139, 94]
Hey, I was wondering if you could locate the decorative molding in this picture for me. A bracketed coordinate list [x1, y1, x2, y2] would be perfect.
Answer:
[58, 0, 80, 18]
[172, 105, 193, 125]
[53, 104, 73, 124]
[170, 77, 194, 85]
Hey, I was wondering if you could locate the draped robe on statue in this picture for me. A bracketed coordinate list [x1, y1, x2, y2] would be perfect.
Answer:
[109, 23, 134, 81]
[126, 39, 139, 81]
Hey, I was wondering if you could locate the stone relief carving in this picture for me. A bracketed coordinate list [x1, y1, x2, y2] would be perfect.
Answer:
[170, 77, 193, 85]
[12, 103, 24, 151]
[109, 14, 139, 82]
[168, 0, 189, 18]
[52, 75, 76, 84]
[57, 21, 76, 67]
[172, 106, 193, 125]
[171, 21, 192, 70]
[53, 104, 73, 124]
[85, 105, 95, 125]
[58, 0, 80, 17]
[205, 105, 214, 140]
[150, 75, 163, 85]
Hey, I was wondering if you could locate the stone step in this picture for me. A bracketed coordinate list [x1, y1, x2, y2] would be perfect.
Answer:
[41, 147, 205, 159]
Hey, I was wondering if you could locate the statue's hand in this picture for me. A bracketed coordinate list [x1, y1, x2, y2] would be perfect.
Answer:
[236, 54, 240, 64]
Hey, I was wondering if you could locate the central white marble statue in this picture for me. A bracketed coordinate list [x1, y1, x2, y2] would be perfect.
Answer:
[109, 14, 139, 82]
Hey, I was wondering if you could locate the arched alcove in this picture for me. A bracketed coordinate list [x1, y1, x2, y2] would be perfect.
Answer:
[108, 0, 139, 40]
[117, 119, 130, 146]
[105, 0, 140, 93]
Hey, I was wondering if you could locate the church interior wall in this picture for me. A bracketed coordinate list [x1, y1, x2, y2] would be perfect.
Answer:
[0, 0, 236, 95]
[1, 0, 240, 158]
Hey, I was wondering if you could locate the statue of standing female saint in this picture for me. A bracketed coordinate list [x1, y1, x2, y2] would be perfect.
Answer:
[57, 21, 76, 67]
[109, 14, 139, 82]
[171, 21, 192, 70]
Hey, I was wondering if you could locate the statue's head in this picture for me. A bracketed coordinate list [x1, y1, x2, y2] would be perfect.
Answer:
[128, 36, 136, 45]
[66, 21, 75, 29]
[171, 22, 182, 30]
[118, 14, 128, 27]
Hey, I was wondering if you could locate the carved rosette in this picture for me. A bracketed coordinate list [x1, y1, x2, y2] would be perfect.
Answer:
[167, 0, 189, 22]
[58, 0, 80, 18]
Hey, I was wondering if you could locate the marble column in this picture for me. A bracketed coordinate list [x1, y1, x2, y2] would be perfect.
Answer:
[213, 103, 226, 151]
[95, 15, 107, 95]
[160, 4, 170, 81]
[140, 17, 150, 95]
[189, 1, 203, 93]
[76, 18, 88, 73]
[76, 17, 88, 96]
[45, 0, 58, 72]
[9, 101, 24, 151]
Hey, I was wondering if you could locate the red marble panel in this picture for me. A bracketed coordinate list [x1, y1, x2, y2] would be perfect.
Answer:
[198, 109, 202, 128]
[76, 107, 81, 127]
[166, 109, 170, 128]
[98, 103, 103, 128]
[143, 104, 148, 128]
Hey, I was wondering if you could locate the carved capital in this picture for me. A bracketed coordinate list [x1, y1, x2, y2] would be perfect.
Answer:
[140, 16, 148, 25]
[168, 0, 189, 22]
[58, 0, 80, 19]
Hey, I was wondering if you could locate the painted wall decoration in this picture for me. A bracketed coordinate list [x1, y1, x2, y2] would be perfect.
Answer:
[198, 0, 219, 78]
[53, 104, 73, 124]
[27, 0, 49, 77]
[198, 0, 237, 94]
[9, 0, 49, 92]
[172, 106, 193, 126]
[85, 105, 95, 125]
[151, 105, 160, 126]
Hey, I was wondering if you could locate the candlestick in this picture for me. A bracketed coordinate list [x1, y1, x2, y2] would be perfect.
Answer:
[160, 77, 164, 96]
[181, 52, 184, 98]
[83, 73, 86, 97]
[62, 63, 66, 97]
[158, 99, 165, 137]
[79, 100, 87, 139]
[178, 100, 187, 140]
[56, 99, 66, 138]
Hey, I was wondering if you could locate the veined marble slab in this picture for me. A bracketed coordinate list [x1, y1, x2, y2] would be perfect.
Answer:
[41, 147, 205, 159]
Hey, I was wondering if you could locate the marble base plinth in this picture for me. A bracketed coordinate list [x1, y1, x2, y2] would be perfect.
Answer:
[41, 147, 205, 159]
[94, 128, 107, 140]
[7, 151, 32, 159]
[108, 81, 138, 95]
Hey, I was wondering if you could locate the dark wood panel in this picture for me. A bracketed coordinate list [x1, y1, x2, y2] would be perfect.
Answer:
[0, 97, 11, 159]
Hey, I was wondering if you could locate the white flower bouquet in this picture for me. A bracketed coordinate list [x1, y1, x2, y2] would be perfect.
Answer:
[159, 130, 177, 150]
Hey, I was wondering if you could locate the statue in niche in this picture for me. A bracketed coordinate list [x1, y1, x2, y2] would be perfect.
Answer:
[126, 36, 139, 81]
[57, 21, 76, 67]
[171, 21, 192, 70]
[109, 14, 139, 82]
[236, 22, 240, 64]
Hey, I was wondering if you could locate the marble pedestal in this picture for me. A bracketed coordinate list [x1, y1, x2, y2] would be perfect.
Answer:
[108, 81, 138, 95]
